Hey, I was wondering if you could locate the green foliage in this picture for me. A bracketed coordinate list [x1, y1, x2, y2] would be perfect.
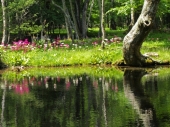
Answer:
[2, 66, 123, 81]
[1, 42, 123, 67]
[1, 30, 170, 68]
[0, 66, 138, 127]
[157, 0, 170, 16]
[8, 0, 36, 12]
[106, 1, 131, 16]
[2, 50, 30, 66]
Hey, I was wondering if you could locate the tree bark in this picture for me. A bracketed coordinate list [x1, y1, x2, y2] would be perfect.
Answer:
[1, 0, 8, 44]
[52, 0, 75, 42]
[81, 0, 90, 38]
[62, 0, 74, 40]
[123, 0, 160, 66]
[62, 0, 75, 43]
[98, 0, 105, 49]
[101, 0, 105, 48]
[86, 0, 94, 29]
[69, 0, 80, 39]
[127, 0, 135, 32]
[74, 0, 90, 39]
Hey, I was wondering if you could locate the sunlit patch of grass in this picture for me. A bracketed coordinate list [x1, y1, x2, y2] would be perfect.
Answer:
[1, 29, 170, 67]
[141, 35, 170, 62]
[1, 42, 123, 67]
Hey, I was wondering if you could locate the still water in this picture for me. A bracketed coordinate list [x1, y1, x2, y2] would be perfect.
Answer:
[0, 67, 170, 127]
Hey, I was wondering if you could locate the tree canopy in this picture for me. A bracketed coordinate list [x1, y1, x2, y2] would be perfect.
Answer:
[0, 0, 169, 43]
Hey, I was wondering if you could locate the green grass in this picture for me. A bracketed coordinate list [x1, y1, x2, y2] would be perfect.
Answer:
[87, 27, 125, 38]
[1, 29, 170, 68]
[1, 43, 123, 67]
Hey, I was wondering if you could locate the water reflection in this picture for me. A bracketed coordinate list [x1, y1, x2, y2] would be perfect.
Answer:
[0, 68, 170, 126]
[123, 69, 157, 127]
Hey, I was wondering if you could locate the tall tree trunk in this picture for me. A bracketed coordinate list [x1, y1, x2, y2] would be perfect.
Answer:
[130, 0, 135, 26]
[52, 0, 75, 43]
[40, 15, 46, 40]
[86, 0, 94, 29]
[128, 0, 135, 31]
[123, 0, 160, 66]
[7, 13, 10, 44]
[69, 0, 80, 39]
[81, 0, 90, 38]
[1, 0, 8, 44]
[98, 0, 105, 49]
[64, 15, 71, 39]
[74, 0, 90, 39]
[62, 0, 75, 43]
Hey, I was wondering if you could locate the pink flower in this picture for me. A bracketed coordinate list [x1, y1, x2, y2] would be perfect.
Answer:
[23, 39, 30, 45]
[92, 41, 98, 46]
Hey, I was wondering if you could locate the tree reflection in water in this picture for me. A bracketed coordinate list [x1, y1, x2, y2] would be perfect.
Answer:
[123, 68, 158, 127]
[0, 67, 164, 127]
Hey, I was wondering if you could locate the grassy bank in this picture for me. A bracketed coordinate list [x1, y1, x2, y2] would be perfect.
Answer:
[1, 43, 123, 67]
[1, 30, 170, 68]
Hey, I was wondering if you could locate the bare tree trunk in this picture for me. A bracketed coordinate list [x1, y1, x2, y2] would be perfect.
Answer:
[7, 14, 10, 44]
[62, 1, 71, 39]
[62, 0, 75, 43]
[81, 0, 90, 38]
[64, 16, 71, 39]
[130, 0, 135, 26]
[40, 16, 46, 40]
[123, 0, 160, 66]
[98, 0, 105, 49]
[128, 0, 135, 31]
[86, 0, 94, 29]
[74, 0, 90, 39]
[52, 0, 75, 43]
[69, 0, 80, 39]
[1, 0, 8, 44]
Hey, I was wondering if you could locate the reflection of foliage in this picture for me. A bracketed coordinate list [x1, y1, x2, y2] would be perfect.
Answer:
[2, 66, 123, 81]
[2, 67, 170, 126]
[0, 67, 140, 127]
[141, 68, 170, 127]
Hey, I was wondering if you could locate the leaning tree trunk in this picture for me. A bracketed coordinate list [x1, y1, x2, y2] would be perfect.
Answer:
[123, 0, 160, 66]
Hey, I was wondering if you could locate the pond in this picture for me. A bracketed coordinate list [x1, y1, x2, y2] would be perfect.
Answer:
[0, 67, 170, 127]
